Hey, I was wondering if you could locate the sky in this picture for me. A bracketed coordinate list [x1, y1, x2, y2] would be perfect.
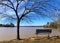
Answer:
[0, 0, 60, 26]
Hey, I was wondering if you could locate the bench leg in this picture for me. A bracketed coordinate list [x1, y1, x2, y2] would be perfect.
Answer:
[48, 34, 50, 39]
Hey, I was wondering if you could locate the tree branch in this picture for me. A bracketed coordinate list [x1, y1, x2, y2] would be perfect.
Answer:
[16, 0, 23, 11]
[0, 12, 17, 20]
[44, 3, 57, 10]
[7, 0, 14, 8]
[0, 3, 14, 9]
[19, 11, 30, 20]
[21, 16, 33, 23]
[0, 2, 20, 19]
[15, 0, 23, 19]
[34, 11, 56, 21]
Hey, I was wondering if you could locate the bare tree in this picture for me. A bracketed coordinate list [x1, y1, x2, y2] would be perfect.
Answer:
[56, 14, 60, 27]
[0, 0, 58, 40]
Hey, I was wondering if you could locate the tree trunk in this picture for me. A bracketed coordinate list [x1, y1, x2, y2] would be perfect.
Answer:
[17, 19, 20, 40]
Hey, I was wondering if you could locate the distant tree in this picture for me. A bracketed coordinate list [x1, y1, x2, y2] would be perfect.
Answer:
[47, 22, 50, 27]
[0, 0, 58, 40]
[10, 23, 14, 27]
[49, 22, 57, 28]
[56, 17, 60, 28]
[0, 24, 2, 26]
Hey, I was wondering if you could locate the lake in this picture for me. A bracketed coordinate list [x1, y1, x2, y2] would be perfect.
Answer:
[0, 26, 60, 41]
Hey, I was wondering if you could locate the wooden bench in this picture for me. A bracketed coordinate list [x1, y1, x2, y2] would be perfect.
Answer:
[36, 29, 52, 39]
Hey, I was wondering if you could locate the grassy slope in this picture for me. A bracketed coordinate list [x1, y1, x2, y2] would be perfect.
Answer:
[0, 37, 60, 43]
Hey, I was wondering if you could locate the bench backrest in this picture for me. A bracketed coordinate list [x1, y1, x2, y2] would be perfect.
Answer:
[36, 29, 52, 35]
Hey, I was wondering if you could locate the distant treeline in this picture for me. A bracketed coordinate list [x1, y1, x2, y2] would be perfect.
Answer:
[0, 23, 15, 27]
[41, 17, 60, 28]
[44, 21, 60, 28]
[44, 22, 58, 28]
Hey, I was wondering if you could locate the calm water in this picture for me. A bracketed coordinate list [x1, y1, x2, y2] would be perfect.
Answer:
[0, 26, 60, 41]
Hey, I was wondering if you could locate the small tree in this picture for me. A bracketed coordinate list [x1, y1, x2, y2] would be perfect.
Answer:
[50, 22, 57, 28]
[56, 16, 60, 28]
[0, 0, 58, 40]
[10, 23, 14, 27]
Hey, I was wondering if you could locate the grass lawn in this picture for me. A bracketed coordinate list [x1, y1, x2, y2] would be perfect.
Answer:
[0, 36, 60, 43]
